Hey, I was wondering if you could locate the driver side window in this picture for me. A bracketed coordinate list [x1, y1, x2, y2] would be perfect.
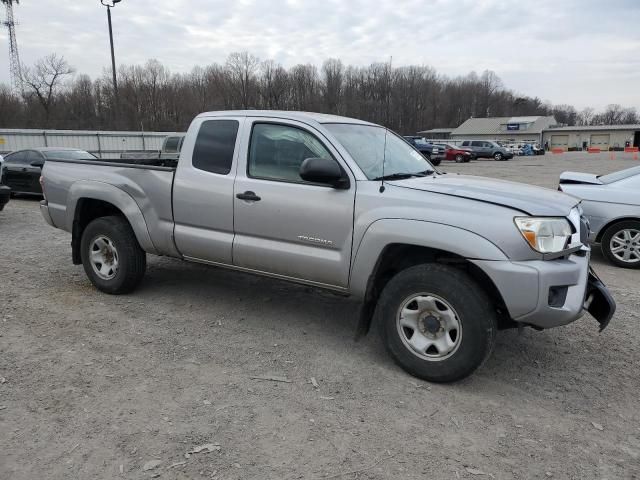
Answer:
[248, 123, 334, 183]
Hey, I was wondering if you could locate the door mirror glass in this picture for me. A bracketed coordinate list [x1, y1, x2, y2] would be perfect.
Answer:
[30, 160, 44, 168]
[299, 157, 348, 188]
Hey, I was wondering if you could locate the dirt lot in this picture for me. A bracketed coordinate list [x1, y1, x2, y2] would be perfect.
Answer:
[1, 152, 639, 479]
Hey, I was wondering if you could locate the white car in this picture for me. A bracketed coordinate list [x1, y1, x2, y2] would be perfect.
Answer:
[559, 166, 640, 268]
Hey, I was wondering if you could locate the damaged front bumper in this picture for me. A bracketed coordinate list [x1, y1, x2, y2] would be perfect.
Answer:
[472, 251, 616, 331]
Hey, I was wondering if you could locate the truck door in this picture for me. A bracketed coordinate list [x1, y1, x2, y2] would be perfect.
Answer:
[232, 119, 355, 289]
[172, 116, 245, 264]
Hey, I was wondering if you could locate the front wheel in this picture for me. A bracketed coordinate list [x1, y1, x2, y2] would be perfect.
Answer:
[81, 215, 147, 294]
[493, 152, 504, 161]
[377, 264, 497, 382]
[455, 154, 464, 163]
[601, 220, 640, 268]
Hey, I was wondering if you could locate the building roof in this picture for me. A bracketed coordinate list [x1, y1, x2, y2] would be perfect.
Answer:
[417, 128, 454, 134]
[451, 115, 557, 136]
[543, 124, 640, 132]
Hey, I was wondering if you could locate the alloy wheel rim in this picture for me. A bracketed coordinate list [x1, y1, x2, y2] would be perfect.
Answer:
[610, 228, 640, 263]
[396, 293, 462, 361]
[90, 235, 119, 280]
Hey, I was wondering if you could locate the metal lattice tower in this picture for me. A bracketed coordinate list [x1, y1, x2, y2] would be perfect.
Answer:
[2, 0, 22, 92]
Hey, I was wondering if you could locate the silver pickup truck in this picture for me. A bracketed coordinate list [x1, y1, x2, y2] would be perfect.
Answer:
[40, 110, 615, 382]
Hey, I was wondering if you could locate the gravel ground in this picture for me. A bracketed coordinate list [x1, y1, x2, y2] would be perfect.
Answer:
[1, 152, 639, 479]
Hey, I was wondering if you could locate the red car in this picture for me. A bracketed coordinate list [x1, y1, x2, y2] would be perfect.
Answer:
[434, 144, 473, 163]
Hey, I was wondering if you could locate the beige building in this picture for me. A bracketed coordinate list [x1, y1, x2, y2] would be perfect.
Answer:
[447, 116, 557, 143]
[542, 125, 640, 151]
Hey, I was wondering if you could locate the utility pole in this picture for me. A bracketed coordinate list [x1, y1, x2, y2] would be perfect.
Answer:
[100, 0, 122, 124]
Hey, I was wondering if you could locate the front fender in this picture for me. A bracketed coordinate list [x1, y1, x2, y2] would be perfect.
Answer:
[349, 218, 508, 298]
[66, 180, 158, 254]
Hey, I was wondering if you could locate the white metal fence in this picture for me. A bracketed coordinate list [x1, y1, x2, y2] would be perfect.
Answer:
[0, 129, 181, 159]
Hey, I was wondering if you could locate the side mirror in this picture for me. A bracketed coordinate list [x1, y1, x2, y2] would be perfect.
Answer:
[31, 161, 44, 168]
[299, 157, 348, 189]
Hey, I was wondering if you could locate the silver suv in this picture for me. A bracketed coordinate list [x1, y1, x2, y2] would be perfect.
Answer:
[461, 140, 514, 161]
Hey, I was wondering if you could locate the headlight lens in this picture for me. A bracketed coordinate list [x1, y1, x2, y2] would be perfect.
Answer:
[514, 217, 573, 253]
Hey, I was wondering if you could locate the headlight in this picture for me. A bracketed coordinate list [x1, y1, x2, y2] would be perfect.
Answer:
[514, 217, 573, 253]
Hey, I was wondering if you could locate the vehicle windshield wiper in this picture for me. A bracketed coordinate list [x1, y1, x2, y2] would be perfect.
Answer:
[373, 171, 431, 181]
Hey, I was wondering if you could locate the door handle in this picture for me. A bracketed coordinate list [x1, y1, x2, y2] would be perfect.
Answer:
[236, 191, 261, 202]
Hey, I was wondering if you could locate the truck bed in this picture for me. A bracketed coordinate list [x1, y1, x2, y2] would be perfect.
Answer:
[42, 158, 178, 257]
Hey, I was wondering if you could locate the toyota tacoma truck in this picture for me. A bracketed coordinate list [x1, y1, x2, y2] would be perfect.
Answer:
[39, 111, 616, 382]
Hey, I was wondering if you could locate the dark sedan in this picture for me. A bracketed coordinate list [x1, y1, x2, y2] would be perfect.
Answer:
[0, 148, 96, 195]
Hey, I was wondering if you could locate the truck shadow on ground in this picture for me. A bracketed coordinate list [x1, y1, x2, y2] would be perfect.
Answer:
[131, 256, 603, 386]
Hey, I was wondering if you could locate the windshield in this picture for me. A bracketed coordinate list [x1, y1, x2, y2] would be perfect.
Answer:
[413, 138, 429, 146]
[599, 165, 640, 184]
[325, 124, 435, 180]
[43, 150, 97, 160]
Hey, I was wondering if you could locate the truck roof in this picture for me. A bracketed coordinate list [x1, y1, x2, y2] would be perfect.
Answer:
[197, 110, 377, 127]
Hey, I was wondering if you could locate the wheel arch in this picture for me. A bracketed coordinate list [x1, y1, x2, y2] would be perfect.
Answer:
[67, 182, 157, 264]
[351, 219, 511, 338]
[595, 216, 640, 243]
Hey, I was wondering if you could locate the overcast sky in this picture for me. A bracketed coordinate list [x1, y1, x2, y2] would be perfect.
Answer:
[1, 0, 639, 112]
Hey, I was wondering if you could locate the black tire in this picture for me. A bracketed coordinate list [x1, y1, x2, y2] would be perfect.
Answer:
[493, 152, 504, 161]
[601, 220, 640, 269]
[431, 158, 441, 166]
[80, 215, 147, 294]
[377, 264, 497, 382]
[455, 154, 464, 163]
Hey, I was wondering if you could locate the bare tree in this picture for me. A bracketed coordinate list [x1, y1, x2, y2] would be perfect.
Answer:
[226, 51, 260, 108]
[1, 53, 638, 134]
[21, 53, 74, 126]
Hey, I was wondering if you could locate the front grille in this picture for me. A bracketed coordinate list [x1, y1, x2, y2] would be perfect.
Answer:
[580, 217, 590, 245]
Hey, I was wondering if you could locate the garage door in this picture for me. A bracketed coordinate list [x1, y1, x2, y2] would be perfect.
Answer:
[550, 135, 569, 150]
[590, 134, 610, 149]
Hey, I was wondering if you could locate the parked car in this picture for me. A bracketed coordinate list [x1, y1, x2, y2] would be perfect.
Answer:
[460, 140, 513, 161]
[403, 136, 443, 165]
[559, 166, 640, 268]
[434, 143, 473, 162]
[40, 110, 615, 383]
[1, 148, 96, 195]
[0, 184, 10, 211]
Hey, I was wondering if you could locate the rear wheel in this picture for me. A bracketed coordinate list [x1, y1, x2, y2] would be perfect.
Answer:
[81, 215, 147, 294]
[377, 264, 497, 382]
[601, 220, 640, 268]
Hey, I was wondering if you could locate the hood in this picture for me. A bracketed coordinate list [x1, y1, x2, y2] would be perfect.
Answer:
[559, 171, 603, 185]
[389, 173, 579, 216]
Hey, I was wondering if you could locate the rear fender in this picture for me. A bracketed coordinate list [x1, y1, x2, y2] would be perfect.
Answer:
[66, 181, 157, 255]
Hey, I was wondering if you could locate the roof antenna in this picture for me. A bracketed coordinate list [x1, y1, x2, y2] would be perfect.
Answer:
[379, 128, 388, 193]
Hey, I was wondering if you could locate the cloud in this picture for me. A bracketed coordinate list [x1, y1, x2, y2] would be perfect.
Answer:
[0, 0, 638, 111]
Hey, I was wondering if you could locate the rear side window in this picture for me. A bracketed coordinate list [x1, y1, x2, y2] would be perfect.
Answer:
[192, 120, 239, 175]
[462, 141, 469, 146]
